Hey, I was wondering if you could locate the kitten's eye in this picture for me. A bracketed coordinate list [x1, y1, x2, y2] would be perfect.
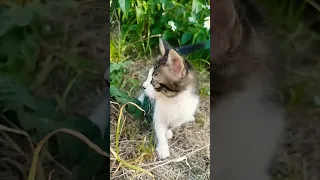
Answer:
[151, 79, 158, 87]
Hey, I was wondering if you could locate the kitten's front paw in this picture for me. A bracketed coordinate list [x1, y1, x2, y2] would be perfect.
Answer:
[156, 145, 170, 159]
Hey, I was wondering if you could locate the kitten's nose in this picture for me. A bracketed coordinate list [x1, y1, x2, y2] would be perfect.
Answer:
[142, 85, 146, 89]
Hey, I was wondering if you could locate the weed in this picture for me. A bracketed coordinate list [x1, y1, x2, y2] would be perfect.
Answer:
[110, 0, 210, 66]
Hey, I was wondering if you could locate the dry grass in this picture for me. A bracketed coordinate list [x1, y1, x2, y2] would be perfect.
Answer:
[270, 110, 320, 180]
[110, 59, 211, 180]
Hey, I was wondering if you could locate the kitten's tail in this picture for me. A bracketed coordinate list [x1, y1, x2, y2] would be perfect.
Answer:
[176, 42, 207, 55]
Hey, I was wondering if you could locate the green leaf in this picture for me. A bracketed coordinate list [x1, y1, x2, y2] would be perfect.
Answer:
[76, 152, 105, 180]
[57, 115, 104, 165]
[194, 29, 207, 43]
[119, 0, 131, 14]
[151, 27, 162, 35]
[7, 4, 33, 27]
[205, 38, 210, 49]
[110, 85, 132, 104]
[16, 98, 62, 139]
[160, 0, 168, 10]
[0, 32, 20, 56]
[0, 76, 37, 111]
[19, 33, 40, 72]
[18, 111, 59, 140]
[135, 6, 143, 23]
[162, 30, 175, 41]
[110, 61, 131, 74]
[54, 53, 99, 73]
[192, 0, 203, 14]
[162, 1, 174, 11]
[181, 32, 192, 45]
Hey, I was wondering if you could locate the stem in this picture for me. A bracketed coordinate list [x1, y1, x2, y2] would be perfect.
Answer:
[62, 72, 81, 105]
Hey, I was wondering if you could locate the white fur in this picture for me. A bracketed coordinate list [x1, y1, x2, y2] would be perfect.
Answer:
[211, 77, 285, 180]
[142, 67, 199, 159]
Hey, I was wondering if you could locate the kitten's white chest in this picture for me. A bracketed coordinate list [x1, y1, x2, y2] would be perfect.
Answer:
[154, 90, 199, 128]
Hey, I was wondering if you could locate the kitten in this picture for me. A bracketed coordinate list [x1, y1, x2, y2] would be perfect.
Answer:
[141, 39, 200, 159]
[211, 0, 285, 180]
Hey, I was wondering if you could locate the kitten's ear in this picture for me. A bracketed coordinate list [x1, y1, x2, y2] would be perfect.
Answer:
[159, 38, 173, 56]
[167, 49, 186, 78]
[212, 0, 243, 56]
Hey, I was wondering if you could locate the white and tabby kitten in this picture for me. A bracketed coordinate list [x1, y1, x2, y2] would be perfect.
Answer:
[140, 39, 199, 159]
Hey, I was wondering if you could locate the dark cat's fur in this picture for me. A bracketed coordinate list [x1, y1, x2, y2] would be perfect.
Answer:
[211, 0, 285, 180]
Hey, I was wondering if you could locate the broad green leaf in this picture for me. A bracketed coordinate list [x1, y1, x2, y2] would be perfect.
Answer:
[110, 85, 132, 104]
[162, 30, 176, 41]
[151, 27, 162, 35]
[160, 0, 168, 10]
[16, 98, 61, 139]
[57, 115, 101, 162]
[0, 76, 37, 111]
[162, 1, 174, 11]
[7, 5, 33, 27]
[0, 32, 20, 56]
[192, 0, 203, 14]
[74, 120, 107, 180]
[181, 32, 192, 45]
[76, 151, 105, 180]
[119, 0, 131, 14]
[194, 29, 207, 43]
[205, 38, 210, 49]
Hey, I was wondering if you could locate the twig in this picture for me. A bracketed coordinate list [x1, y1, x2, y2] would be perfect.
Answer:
[48, 170, 55, 180]
[144, 144, 209, 171]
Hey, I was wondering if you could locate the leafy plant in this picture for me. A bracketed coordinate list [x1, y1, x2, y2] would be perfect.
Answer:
[110, 0, 210, 65]
[0, 1, 76, 85]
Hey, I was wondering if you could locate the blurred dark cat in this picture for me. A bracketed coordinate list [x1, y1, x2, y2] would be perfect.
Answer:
[211, 0, 285, 180]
